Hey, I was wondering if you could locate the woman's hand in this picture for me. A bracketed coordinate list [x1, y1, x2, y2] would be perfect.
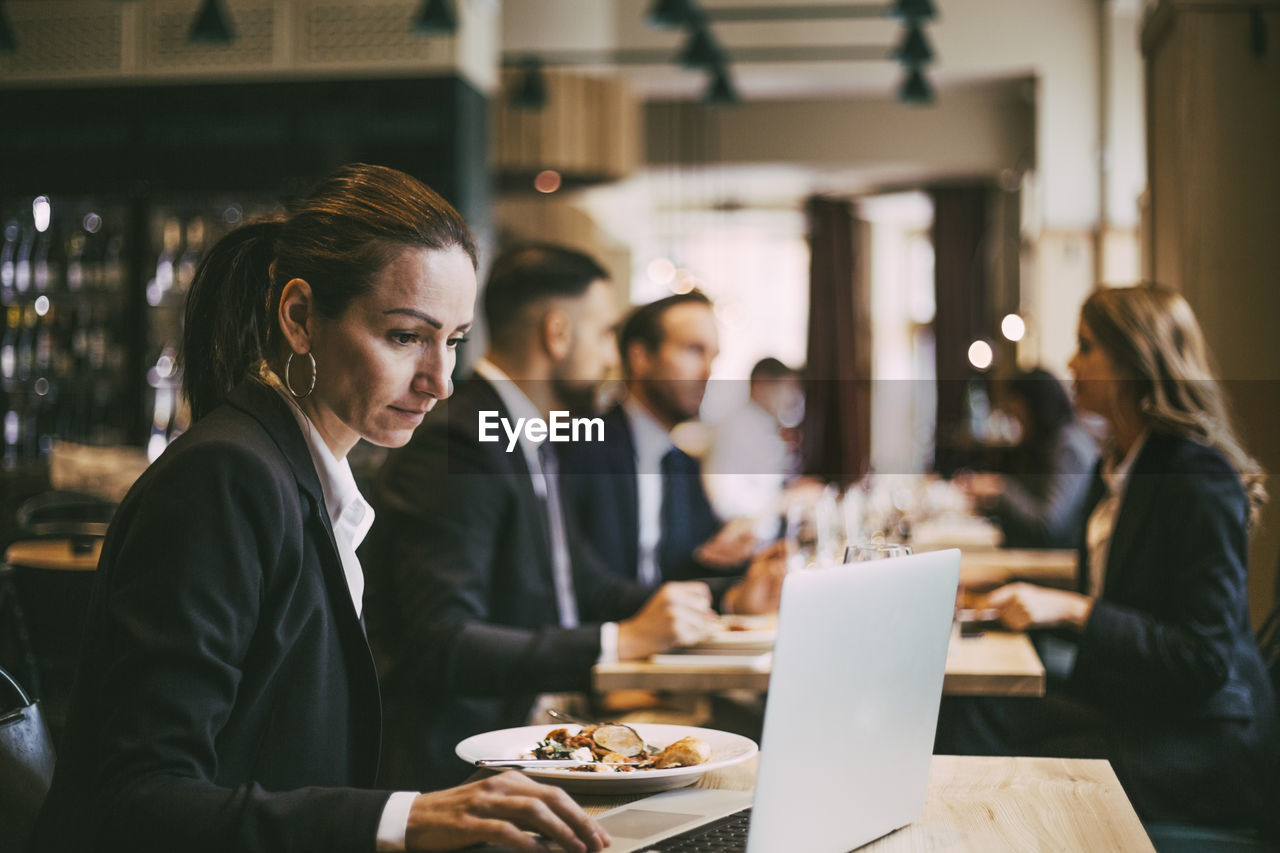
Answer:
[955, 472, 1006, 510]
[405, 771, 610, 852]
[981, 582, 1094, 631]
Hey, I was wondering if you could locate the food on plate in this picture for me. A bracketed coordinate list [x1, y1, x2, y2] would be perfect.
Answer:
[528, 725, 712, 773]
[653, 736, 713, 769]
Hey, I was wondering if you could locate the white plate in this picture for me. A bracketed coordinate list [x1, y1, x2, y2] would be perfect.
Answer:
[456, 723, 758, 794]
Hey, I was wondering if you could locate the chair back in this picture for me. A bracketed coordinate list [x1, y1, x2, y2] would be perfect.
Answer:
[0, 665, 56, 850]
[1260, 599, 1280, 698]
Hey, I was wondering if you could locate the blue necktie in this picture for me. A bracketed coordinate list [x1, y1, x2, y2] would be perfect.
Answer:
[537, 443, 579, 628]
[658, 447, 699, 580]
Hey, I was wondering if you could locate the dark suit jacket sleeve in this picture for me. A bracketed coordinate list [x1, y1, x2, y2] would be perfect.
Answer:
[993, 425, 1097, 548]
[368, 414, 629, 697]
[1071, 448, 1251, 709]
[86, 442, 389, 853]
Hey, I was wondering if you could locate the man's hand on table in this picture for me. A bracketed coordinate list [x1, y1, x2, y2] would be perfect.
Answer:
[721, 541, 787, 616]
[617, 581, 716, 660]
[405, 771, 610, 852]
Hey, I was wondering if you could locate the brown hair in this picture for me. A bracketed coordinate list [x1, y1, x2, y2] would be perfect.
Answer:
[182, 163, 477, 419]
[1081, 284, 1266, 518]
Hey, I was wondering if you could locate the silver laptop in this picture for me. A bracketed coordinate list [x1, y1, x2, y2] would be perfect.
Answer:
[593, 548, 961, 852]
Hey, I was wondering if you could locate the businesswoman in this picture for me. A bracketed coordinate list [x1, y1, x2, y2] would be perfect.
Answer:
[938, 285, 1278, 828]
[30, 164, 608, 853]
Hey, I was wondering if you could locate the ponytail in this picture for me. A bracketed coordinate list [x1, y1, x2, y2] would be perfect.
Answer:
[181, 220, 281, 421]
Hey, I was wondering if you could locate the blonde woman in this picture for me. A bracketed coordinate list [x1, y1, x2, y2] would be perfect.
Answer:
[938, 285, 1278, 830]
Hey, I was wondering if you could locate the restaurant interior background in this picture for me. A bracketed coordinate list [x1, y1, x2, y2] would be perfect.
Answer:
[0, 0, 1277, 625]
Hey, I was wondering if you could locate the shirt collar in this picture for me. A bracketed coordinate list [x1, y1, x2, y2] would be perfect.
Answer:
[623, 396, 675, 470]
[1102, 429, 1149, 498]
[267, 380, 374, 547]
[474, 358, 547, 475]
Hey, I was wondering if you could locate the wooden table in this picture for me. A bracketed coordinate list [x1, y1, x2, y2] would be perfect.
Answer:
[957, 548, 1077, 591]
[3, 538, 103, 572]
[594, 630, 1046, 698]
[575, 755, 1154, 851]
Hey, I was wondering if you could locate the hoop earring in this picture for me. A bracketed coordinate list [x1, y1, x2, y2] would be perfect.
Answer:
[285, 352, 317, 399]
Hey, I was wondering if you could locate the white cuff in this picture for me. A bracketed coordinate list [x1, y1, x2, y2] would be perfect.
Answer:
[597, 621, 620, 665]
[376, 791, 419, 852]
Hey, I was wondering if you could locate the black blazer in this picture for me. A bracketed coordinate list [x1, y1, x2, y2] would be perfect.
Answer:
[559, 404, 724, 584]
[30, 380, 390, 853]
[362, 376, 652, 791]
[1067, 430, 1279, 823]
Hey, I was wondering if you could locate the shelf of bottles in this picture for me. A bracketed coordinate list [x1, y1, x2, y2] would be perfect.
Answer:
[0, 196, 131, 470]
[142, 197, 278, 461]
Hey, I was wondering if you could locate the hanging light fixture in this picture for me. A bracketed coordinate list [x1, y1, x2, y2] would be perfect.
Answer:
[891, 0, 937, 21]
[705, 63, 740, 106]
[679, 25, 722, 70]
[188, 0, 235, 46]
[647, 0, 698, 29]
[899, 66, 935, 105]
[510, 58, 548, 110]
[894, 21, 934, 66]
[0, 0, 17, 53]
[413, 0, 457, 36]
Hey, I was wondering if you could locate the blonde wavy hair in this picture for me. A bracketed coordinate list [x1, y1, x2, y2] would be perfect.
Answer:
[1080, 284, 1266, 520]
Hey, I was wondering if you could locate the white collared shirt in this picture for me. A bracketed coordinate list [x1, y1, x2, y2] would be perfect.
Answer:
[272, 384, 374, 618]
[267, 380, 415, 851]
[1085, 431, 1149, 597]
[623, 396, 675, 587]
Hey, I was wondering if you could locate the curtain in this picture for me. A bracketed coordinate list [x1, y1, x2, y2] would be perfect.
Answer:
[929, 185, 990, 475]
[801, 197, 870, 487]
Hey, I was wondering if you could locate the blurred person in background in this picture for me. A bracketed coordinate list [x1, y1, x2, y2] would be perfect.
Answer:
[560, 292, 784, 591]
[703, 357, 804, 542]
[362, 246, 776, 792]
[937, 285, 1279, 832]
[958, 366, 1097, 548]
[31, 166, 608, 853]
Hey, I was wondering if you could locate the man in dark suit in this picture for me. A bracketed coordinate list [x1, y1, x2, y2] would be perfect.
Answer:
[560, 292, 761, 586]
[362, 245, 723, 791]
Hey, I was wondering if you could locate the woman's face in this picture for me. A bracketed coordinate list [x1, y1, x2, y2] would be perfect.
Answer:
[1067, 318, 1121, 421]
[302, 245, 476, 456]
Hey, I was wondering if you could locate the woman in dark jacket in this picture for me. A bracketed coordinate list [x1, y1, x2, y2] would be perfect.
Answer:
[961, 367, 1097, 548]
[938, 285, 1278, 828]
[29, 165, 608, 853]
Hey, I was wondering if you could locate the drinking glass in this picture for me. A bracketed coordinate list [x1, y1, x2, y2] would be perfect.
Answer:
[844, 542, 913, 563]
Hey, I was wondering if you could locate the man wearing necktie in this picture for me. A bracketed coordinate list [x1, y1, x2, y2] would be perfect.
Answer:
[560, 292, 783, 596]
[361, 245, 719, 792]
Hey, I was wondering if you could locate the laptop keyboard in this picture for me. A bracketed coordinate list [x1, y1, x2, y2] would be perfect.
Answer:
[640, 807, 752, 852]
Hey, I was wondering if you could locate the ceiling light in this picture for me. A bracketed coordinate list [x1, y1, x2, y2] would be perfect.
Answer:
[705, 64, 740, 106]
[647, 0, 698, 29]
[894, 22, 934, 66]
[0, 1, 15, 54]
[188, 0, 235, 46]
[413, 0, 457, 36]
[967, 340, 993, 371]
[1001, 313, 1026, 342]
[510, 58, 548, 110]
[679, 25, 723, 70]
[899, 66, 935, 105]
[890, 0, 937, 22]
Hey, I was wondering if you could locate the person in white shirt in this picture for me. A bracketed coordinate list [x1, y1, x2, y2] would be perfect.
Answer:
[31, 166, 609, 853]
[704, 357, 803, 542]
